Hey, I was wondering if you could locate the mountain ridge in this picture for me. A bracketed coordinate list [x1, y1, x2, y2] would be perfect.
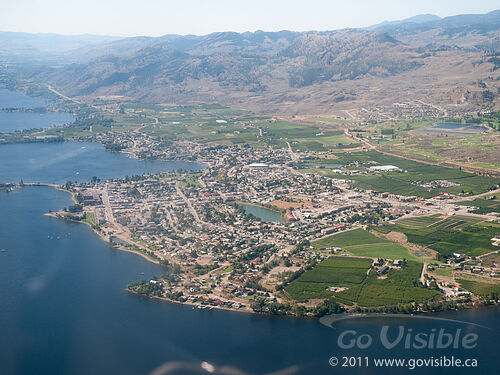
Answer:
[2, 10, 499, 115]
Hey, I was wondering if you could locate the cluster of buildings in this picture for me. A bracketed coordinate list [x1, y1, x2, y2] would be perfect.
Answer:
[62, 119, 498, 312]
[66, 136, 410, 310]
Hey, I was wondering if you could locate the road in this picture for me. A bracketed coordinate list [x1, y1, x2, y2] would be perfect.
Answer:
[102, 183, 117, 226]
[344, 129, 500, 176]
[420, 262, 428, 285]
[47, 85, 81, 104]
[454, 188, 500, 202]
[175, 182, 203, 224]
[286, 141, 299, 162]
[164, 207, 178, 231]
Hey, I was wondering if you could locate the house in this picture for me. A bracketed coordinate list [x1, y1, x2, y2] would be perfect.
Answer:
[433, 193, 456, 200]
[375, 265, 389, 275]
[369, 165, 401, 172]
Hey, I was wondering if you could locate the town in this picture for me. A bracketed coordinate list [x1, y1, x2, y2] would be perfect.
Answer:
[48, 124, 500, 316]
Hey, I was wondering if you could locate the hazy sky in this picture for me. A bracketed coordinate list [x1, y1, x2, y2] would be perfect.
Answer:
[1, 0, 499, 36]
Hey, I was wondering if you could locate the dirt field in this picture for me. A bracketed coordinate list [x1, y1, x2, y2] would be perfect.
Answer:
[269, 200, 307, 210]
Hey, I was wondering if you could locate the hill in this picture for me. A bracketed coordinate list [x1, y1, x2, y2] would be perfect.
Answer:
[2, 10, 499, 115]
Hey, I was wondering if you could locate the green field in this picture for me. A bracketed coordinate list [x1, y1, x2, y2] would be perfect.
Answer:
[309, 117, 355, 124]
[376, 217, 499, 258]
[430, 266, 453, 277]
[312, 228, 421, 261]
[313, 228, 389, 249]
[455, 197, 500, 214]
[287, 257, 439, 306]
[457, 276, 500, 299]
[396, 215, 443, 228]
[285, 257, 372, 300]
[307, 150, 500, 198]
[336, 261, 439, 306]
[345, 243, 419, 260]
[45, 102, 364, 152]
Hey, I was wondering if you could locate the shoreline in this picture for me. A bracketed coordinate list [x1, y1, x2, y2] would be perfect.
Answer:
[44, 210, 161, 265]
[236, 200, 288, 222]
[128, 289, 256, 315]
[22, 184, 500, 319]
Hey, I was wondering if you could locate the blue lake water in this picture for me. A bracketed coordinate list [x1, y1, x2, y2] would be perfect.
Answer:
[0, 142, 205, 184]
[0, 105, 498, 374]
[0, 88, 47, 108]
[0, 88, 74, 132]
[241, 203, 284, 223]
[0, 187, 497, 375]
[0, 111, 75, 133]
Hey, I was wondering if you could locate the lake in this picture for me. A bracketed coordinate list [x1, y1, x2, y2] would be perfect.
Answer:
[0, 99, 498, 374]
[0, 88, 74, 132]
[241, 203, 284, 223]
[0, 111, 75, 133]
[1, 186, 498, 375]
[420, 123, 489, 135]
[0, 88, 47, 108]
[0, 142, 205, 184]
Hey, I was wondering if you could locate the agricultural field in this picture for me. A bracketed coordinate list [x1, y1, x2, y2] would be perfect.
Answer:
[364, 113, 500, 170]
[287, 256, 439, 306]
[376, 216, 499, 258]
[39, 102, 365, 152]
[285, 257, 372, 300]
[312, 228, 422, 261]
[429, 266, 453, 277]
[345, 243, 420, 260]
[396, 214, 443, 228]
[328, 151, 500, 198]
[309, 117, 355, 124]
[336, 261, 440, 307]
[455, 196, 500, 214]
[456, 274, 500, 299]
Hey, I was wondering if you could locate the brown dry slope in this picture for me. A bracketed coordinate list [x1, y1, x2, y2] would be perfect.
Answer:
[35, 10, 500, 116]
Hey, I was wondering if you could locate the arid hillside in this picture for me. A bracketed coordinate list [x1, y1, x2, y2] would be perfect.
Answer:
[13, 10, 500, 116]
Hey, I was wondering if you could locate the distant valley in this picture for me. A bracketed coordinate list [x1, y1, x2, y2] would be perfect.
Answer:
[1, 10, 499, 116]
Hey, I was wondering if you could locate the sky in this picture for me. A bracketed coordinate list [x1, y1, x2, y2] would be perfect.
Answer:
[1, 0, 499, 37]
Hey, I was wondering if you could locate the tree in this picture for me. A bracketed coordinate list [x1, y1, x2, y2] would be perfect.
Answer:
[313, 298, 344, 317]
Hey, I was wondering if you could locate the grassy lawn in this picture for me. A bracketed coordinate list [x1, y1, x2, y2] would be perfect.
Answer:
[430, 267, 453, 277]
[312, 228, 420, 260]
[179, 176, 202, 188]
[375, 218, 499, 258]
[219, 265, 233, 274]
[345, 243, 421, 261]
[82, 212, 96, 226]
